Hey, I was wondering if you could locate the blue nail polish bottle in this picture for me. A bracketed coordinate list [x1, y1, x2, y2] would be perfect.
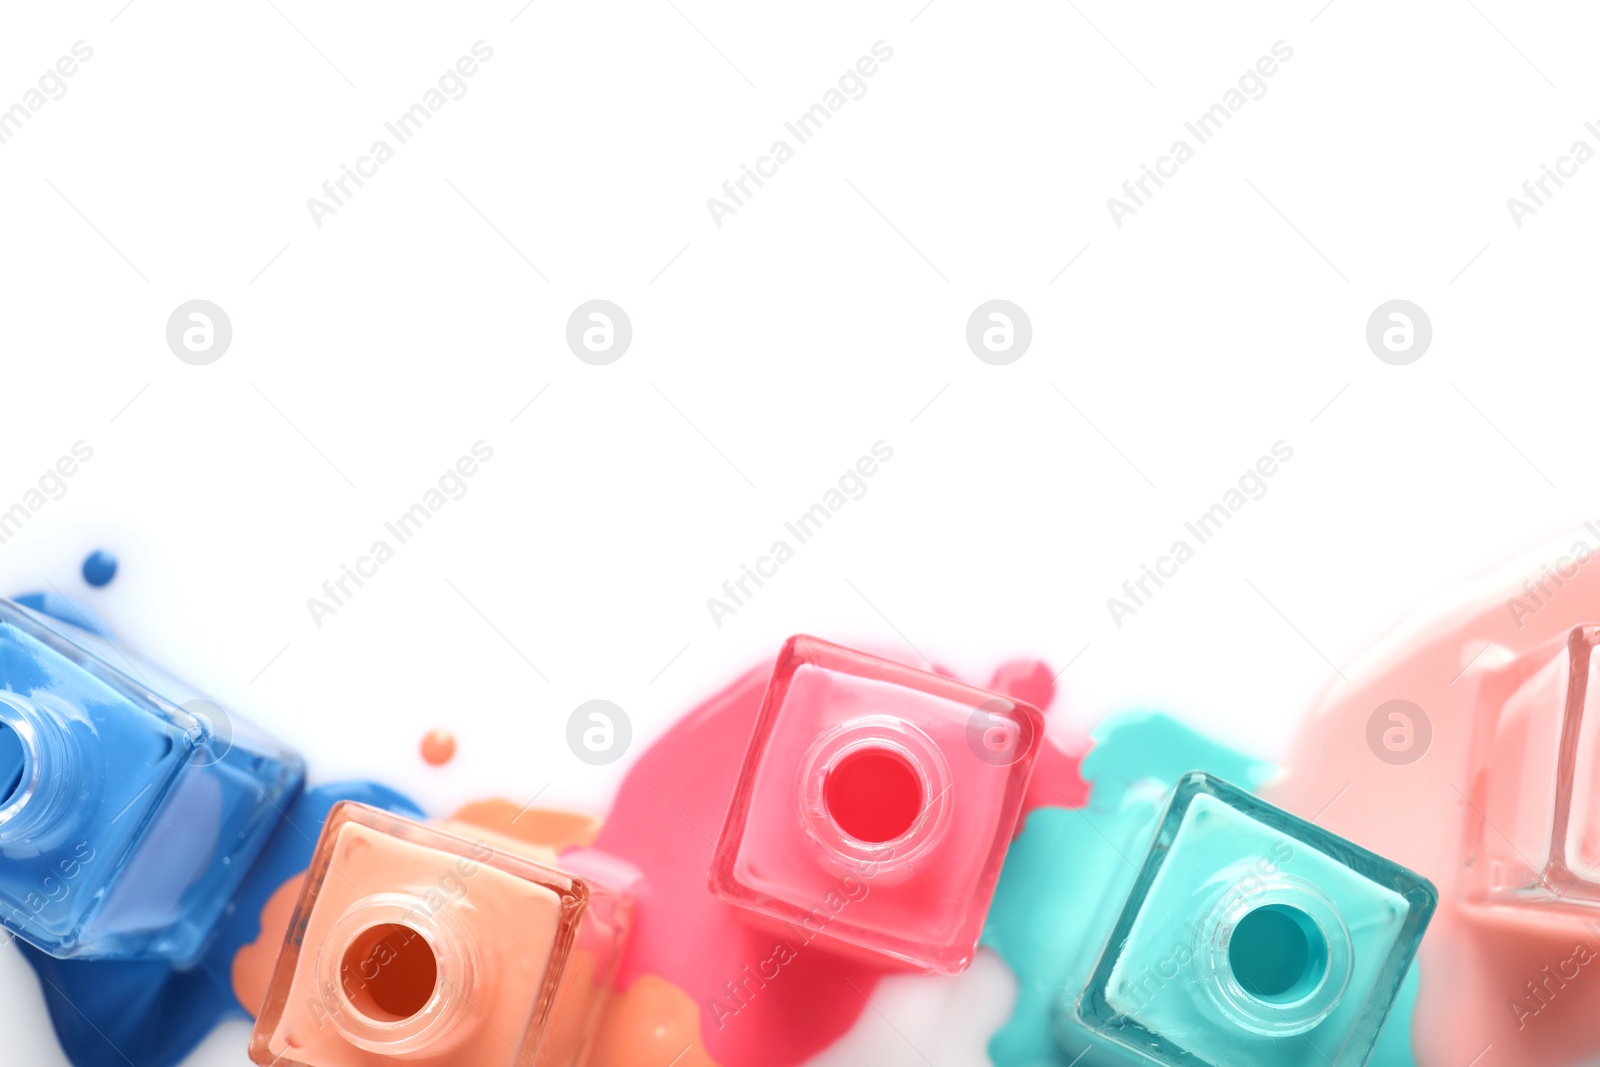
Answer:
[0, 598, 304, 962]
[1062, 772, 1436, 1067]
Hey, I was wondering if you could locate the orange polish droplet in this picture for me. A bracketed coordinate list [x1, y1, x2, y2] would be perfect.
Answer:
[421, 729, 456, 766]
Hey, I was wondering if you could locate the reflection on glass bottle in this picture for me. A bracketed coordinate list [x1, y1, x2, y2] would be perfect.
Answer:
[1461, 625, 1600, 909]
[0, 598, 304, 962]
[1060, 773, 1436, 1067]
[711, 634, 1045, 974]
[250, 802, 632, 1067]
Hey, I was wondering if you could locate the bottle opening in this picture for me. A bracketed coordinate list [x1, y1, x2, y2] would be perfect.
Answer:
[0, 723, 25, 807]
[340, 923, 439, 1023]
[1229, 903, 1328, 1003]
[824, 746, 923, 843]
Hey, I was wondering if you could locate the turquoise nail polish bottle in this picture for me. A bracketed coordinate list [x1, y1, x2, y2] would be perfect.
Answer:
[1061, 772, 1436, 1066]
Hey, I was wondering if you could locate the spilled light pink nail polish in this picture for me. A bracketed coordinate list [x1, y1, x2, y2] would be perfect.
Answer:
[1270, 538, 1600, 1066]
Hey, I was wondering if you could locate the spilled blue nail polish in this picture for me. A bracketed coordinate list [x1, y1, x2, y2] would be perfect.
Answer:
[0, 597, 303, 962]
[81, 551, 118, 588]
[13, 592, 113, 638]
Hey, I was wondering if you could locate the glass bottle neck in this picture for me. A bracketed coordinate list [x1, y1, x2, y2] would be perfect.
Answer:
[317, 892, 480, 1057]
[797, 715, 953, 879]
[1193, 875, 1353, 1037]
[0, 691, 82, 848]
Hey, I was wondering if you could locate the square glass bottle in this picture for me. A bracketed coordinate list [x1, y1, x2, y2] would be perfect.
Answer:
[1068, 772, 1436, 1067]
[710, 634, 1044, 974]
[0, 597, 304, 962]
[1461, 625, 1600, 909]
[250, 802, 631, 1067]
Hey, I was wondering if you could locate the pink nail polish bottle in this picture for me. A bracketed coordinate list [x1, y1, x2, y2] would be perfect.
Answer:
[1463, 624, 1600, 908]
[249, 802, 630, 1067]
[710, 634, 1044, 974]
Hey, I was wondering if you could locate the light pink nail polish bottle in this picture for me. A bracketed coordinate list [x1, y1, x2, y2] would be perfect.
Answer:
[1463, 625, 1600, 909]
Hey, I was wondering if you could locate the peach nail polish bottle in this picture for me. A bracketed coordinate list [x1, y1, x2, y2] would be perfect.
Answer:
[249, 802, 630, 1067]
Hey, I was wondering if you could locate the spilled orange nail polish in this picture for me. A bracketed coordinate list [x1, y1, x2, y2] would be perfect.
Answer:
[233, 873, 307, 1016]
[588, 974, 720, 1067]
[248, 801, 630, 1067]
[447, 799, 602, 854]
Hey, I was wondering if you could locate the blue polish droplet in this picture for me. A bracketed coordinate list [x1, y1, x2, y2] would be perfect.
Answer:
[82, 551, 118, 588]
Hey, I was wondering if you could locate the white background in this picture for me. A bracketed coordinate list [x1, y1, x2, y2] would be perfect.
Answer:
[1, 1, 1598, 1063]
